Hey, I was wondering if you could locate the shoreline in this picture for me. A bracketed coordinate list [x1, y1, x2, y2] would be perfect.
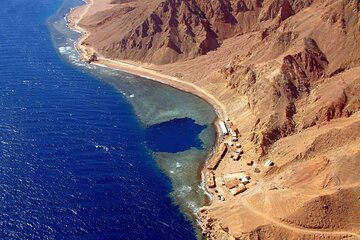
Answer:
[67, 0, 226, 236]
[61, 1, 360, 239]
[67, 0, 227, 120]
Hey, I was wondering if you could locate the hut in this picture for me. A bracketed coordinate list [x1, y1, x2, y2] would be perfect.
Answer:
[246, 160, 254, 166]
[229, 127, 237, 138]
[230, 184, 247, 196]
[224, 179, 241, 189]
[241, 177, 250, 184]
[236, 149, 243, 154]
[264, 159, 274, 168]
[233, 154, 240, 161]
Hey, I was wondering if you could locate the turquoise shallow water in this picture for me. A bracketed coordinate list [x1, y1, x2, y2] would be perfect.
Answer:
[0, 0, 217, 239]
[52, 0, 217, 224]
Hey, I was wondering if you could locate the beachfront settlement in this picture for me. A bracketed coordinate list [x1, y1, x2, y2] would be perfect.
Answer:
[200, 119, 274, 238]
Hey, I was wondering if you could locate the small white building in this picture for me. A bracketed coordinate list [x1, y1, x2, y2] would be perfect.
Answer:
[219, 121, 228, 136]
[264, 159, 274, 168]
[241, 177, 250, 184]
[229, 128, 237, 137]
[236, 149, 243, 154]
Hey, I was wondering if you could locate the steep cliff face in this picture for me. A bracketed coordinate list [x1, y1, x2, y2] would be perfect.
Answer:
[221, 37, 330, 152]
[80, 0, 220, 64]
[220, 0, 360, 153]
[281, 38, 328, 91]
[78, 0, 315, 64]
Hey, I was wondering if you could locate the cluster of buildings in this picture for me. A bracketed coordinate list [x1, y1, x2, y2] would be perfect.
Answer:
[205, 119, 275, 200]
[222, 172, 249, 196]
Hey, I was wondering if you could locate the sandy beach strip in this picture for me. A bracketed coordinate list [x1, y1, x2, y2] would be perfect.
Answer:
[67, 0, 227, 121]
[67, 0, 226, 215]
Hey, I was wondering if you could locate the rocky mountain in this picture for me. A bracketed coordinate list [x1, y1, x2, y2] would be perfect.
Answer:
[221, 0, 360, 153]
[72, 0, 360, 239]
[78, 0, 319, 64]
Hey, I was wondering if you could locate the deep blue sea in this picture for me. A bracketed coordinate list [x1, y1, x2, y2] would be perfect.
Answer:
[0, 0, 216, 239]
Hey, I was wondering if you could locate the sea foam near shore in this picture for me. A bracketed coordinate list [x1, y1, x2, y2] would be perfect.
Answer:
[50, 0, 217, 231]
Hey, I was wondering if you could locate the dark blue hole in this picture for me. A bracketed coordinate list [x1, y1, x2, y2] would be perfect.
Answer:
[145, 118, 206, 153]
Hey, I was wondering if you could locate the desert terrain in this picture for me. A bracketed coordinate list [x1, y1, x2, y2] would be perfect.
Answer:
[68, 0, 360, 239]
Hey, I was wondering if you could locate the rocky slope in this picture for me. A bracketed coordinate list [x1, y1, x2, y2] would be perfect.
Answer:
[71, 0, 360, 239]
[77, 0, 317, 64]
